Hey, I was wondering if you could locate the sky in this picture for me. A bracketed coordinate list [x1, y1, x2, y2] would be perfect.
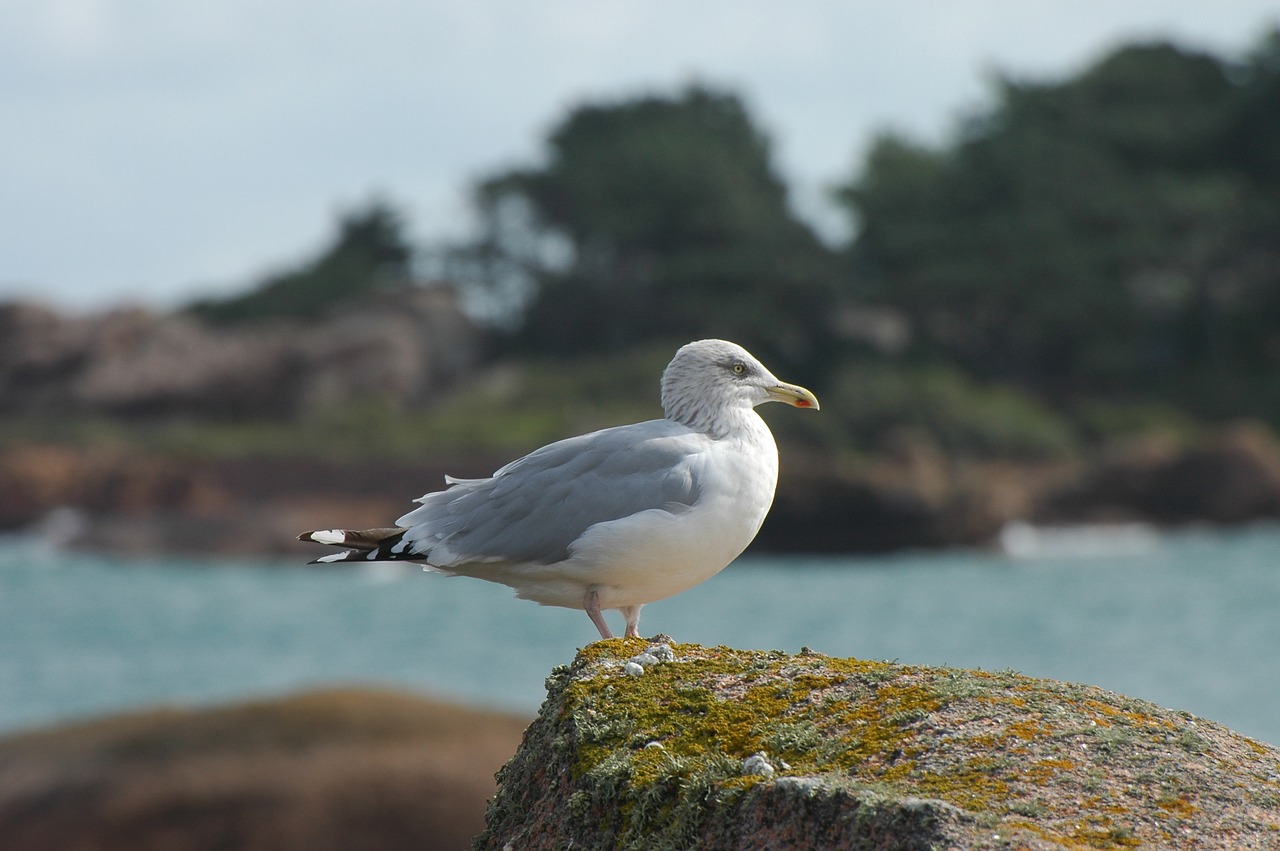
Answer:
[3, 1, 1277, 311]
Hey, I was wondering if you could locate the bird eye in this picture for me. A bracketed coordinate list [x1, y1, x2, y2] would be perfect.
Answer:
[731, 361, 746, 375]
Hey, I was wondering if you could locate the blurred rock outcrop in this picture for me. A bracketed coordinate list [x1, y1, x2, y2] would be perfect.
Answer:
[0, 287, 477, 418]
[5, 429, 1280, 556]
[5, 291, 1280, 555]
[1037, 424, 1280, 525]
[0, 445, 491, 556]
[0, 688, 529, 851]
[764, 450, 1057, 553]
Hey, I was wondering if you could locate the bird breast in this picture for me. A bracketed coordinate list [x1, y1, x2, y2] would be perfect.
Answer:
[567, 412, 779, 609]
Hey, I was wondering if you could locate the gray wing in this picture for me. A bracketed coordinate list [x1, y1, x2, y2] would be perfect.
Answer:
[395, 419, 705, 566]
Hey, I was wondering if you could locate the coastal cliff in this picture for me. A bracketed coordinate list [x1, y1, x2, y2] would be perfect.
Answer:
[476, 641, 1280, 850]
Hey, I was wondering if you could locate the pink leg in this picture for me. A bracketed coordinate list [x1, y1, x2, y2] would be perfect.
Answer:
[622, 605, 643, 638]
[584, 588, 613, 639]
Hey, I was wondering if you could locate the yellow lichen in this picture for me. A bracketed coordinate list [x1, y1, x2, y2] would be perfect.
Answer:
[540, 641, 1274, 851]
[1007, 718, 1049, 740]
[1024, 757, 1077, 784]
[1156, 794, 1198, 818]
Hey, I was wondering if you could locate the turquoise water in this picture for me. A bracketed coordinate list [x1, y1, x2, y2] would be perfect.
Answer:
[2, 525, 1278, 745]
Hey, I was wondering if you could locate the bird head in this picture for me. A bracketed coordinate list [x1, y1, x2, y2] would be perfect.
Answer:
[661, 339, 819, 432]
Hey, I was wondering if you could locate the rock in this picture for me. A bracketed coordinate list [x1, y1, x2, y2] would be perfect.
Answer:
[289, 287, 478, 413]
[0, 445, 491, 555]
[761, 456, 1037, 553]
[740, 752, 775, 777]
[0, 444, 228, 530]
[0, 302, 295, 417]
[1146, 424, 1280, 522]
[475, 641, 1280, 850]
[1038, 424, 1280, 526]
[0, 289, 478, 419]
[0, 688, 529, 851]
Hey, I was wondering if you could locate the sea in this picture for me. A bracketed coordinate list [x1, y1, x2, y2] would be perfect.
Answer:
[2, 523, 1278, 746]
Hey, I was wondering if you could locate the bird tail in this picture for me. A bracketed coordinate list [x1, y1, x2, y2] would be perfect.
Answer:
[297, 527, 415, 564]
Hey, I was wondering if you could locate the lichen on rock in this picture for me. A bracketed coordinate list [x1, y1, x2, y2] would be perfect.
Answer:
[475, 640, 1280, 850]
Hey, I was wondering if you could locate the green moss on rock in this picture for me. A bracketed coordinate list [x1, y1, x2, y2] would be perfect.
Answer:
[476, 641, 1280, 850]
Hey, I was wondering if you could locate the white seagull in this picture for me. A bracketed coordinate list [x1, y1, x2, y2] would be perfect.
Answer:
[299, 339, 818, 639]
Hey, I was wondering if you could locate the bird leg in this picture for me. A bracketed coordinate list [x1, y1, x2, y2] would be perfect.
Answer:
[622, 605, 643, 638]
[584, 588, 613, 639]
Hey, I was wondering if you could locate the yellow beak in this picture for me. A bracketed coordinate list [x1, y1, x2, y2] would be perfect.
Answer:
[765, 381, 820, 410]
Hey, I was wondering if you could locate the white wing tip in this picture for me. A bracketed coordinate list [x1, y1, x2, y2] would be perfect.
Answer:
[308, 529, 348, 545]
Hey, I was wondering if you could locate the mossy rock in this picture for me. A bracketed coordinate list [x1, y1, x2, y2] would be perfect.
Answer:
[475, 641, 1280, 850]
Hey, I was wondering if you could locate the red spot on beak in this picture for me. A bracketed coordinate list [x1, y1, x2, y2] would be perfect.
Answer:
[795, 399, 812, 408]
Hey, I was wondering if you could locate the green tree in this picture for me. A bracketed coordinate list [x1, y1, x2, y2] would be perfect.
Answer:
[838, 35, 1280, 419]
[457, 86, 840, 373]
[189, 200, 414, 324]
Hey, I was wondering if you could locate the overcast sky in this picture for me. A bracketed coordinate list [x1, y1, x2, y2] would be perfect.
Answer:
[3, 1, 1277, 310]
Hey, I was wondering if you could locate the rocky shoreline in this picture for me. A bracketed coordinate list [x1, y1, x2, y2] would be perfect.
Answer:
[4, 295, 1280, 557]
[4, 422, 1280, 557]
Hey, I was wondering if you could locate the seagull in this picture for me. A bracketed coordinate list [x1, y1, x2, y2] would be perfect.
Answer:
[299, 339, 818, 639]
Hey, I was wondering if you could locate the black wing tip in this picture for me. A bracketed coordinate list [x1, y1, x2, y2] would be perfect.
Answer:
[298, 528, 419, 565]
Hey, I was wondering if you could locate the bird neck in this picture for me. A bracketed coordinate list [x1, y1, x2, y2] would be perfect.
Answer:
[668, 399, 762, 440]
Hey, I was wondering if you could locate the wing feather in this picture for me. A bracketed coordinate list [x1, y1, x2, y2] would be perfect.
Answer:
[396, 420, 705, 566]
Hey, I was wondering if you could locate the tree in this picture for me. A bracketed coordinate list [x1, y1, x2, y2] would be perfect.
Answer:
[456, 86, 841, 373]
[838, 35, 1280, 418]
[189, 200, 414, 324]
